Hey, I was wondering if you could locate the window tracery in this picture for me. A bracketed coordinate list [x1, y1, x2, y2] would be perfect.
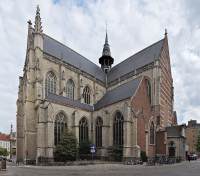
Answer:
[150, 121, 154, 144]
[113, 112, 124, 145]
[96, 117, 103, 147]
[45, 72, 56, 98]
[83, 86, 90, 104]
[79, 117, 88, 143]
[66, 80, 74, 100]
[54, 112, 67, 146]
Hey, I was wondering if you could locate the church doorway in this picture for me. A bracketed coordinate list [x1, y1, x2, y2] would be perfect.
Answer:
[168, 141, 176, 157]
[169, 148, 175, 157]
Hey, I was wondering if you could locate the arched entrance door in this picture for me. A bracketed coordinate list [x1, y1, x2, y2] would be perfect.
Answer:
[168, 141, 176, 157]
[169, 147, 175, 157]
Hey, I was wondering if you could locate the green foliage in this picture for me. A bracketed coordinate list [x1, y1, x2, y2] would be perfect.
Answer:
[140, 150, 148, 162]
[79, 140, 92, 155]
[12, 149, 16, 155]
[54, 130, 78, 162]
[107, 144, 123, 157]
[194, 135, 200, 153]
[0, 147, 10, 156]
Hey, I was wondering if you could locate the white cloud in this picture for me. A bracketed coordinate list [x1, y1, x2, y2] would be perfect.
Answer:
[0, 0, 200, 134]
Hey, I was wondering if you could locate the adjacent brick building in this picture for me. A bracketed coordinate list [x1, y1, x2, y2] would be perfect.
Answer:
[185, 120, 200, 157]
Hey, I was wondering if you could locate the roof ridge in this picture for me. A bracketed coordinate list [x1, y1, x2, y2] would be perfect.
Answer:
[43, 33, 102, 69]
[111, 38, 164, 69]
[103, 76, 142, 94]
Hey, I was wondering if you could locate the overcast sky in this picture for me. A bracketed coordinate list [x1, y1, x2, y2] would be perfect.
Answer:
[0, 0, 200, 134]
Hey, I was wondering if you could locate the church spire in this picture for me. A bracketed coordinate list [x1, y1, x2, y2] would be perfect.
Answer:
[34, 5, 43, 34]
[99, 31, 114, 73]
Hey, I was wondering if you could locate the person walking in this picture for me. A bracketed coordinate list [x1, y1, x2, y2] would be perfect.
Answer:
[188, 155, 191, 162]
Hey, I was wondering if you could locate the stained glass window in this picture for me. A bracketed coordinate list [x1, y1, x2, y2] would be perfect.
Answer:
[96, 117, 103, 147]
[79, 117, 88, 143]
[113, 112, 124, 145]
[54, 112, 67, 146]
[83, 86, 90, 104]
[66, 80, 74, 100]
[45, 72, 56, 98]
[150, 121, 154, 144]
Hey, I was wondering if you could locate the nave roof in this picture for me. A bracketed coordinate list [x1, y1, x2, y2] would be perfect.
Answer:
[45, 76, 142, 111]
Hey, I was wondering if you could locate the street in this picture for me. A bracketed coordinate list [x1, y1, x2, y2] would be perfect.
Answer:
[1, 160, 200, 176]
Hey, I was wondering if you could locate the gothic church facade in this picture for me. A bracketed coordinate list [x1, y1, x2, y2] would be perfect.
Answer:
[17, 6, 175, 162]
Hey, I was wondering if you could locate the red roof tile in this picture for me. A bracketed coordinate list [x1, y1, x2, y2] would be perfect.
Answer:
[0, 132, 10, 141]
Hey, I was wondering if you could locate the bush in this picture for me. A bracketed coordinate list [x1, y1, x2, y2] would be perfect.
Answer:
[140, 150, 147, 162]
[54, 130, 78, 162]
[79, 140, 92, 155]
[107, 144, 123, 158]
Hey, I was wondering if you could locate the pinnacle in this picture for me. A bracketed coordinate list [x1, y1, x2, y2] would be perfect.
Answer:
[34, 5, 43, 34]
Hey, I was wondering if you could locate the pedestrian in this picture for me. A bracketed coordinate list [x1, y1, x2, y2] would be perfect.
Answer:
[188, 155, 190, 162]
[3, 156, 7, 163]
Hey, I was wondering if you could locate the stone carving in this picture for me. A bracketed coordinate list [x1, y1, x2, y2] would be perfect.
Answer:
[36, 59, 40, 70]
[62, 70, 65, 80]
[80, 79, 83, 87]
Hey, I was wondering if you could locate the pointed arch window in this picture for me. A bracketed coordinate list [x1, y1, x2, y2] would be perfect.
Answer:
[96, 117, 103, 147]
[83, 86, 90, 104]
[150, 121, 154, 144]
[54, 112, 67, 146]
[113, 112, 124, 145]
[66, 80, 74, 100]
[79, 117, 88, 143]
[45, 72, 56, 98]
[145, 79, 151, 102]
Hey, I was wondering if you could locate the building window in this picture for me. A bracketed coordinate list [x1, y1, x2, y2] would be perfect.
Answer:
[45, 72, 56, 98]
[198, 129, 200, 136]
[54, 112, 67, 146]
[0, 142, 2, 147]
[66, 80, 74, 100]
[96, 117, 103, 147]
[83, 86, 90, 104]
[150, 121, 154, 144]
[113, 112, 124, 145]
[145, 79, 151, 102]
[79, 117, 88, 143]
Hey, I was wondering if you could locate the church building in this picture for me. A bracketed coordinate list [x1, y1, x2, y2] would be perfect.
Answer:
[16, 6, 176, 163]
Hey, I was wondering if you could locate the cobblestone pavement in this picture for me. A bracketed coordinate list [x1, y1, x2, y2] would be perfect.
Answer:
[1, 160, 200, 176]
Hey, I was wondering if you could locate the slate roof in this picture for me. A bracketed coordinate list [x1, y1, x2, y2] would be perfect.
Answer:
[46, 94, 93, 111]
[43, 33, 165, 85]
[45, 77, 142, 111]
[165, 125, 184, 137]
[94, 77, 142, 110]
[107, 39, 165, 83]
[43, 34, 106, 83]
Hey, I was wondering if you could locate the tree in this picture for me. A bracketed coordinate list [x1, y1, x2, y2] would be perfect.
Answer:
[107, 144, 123, 160]
[79, 139, 92, 155]
[12, 149, 16, 155]
[194, 135, 200, 153]
[54, 130, 78, 162]
[140, 150, 147, 162]
[0, 147, 10, 157]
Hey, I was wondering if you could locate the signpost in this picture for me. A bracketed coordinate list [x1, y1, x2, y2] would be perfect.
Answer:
[90, 145, 95, 164]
